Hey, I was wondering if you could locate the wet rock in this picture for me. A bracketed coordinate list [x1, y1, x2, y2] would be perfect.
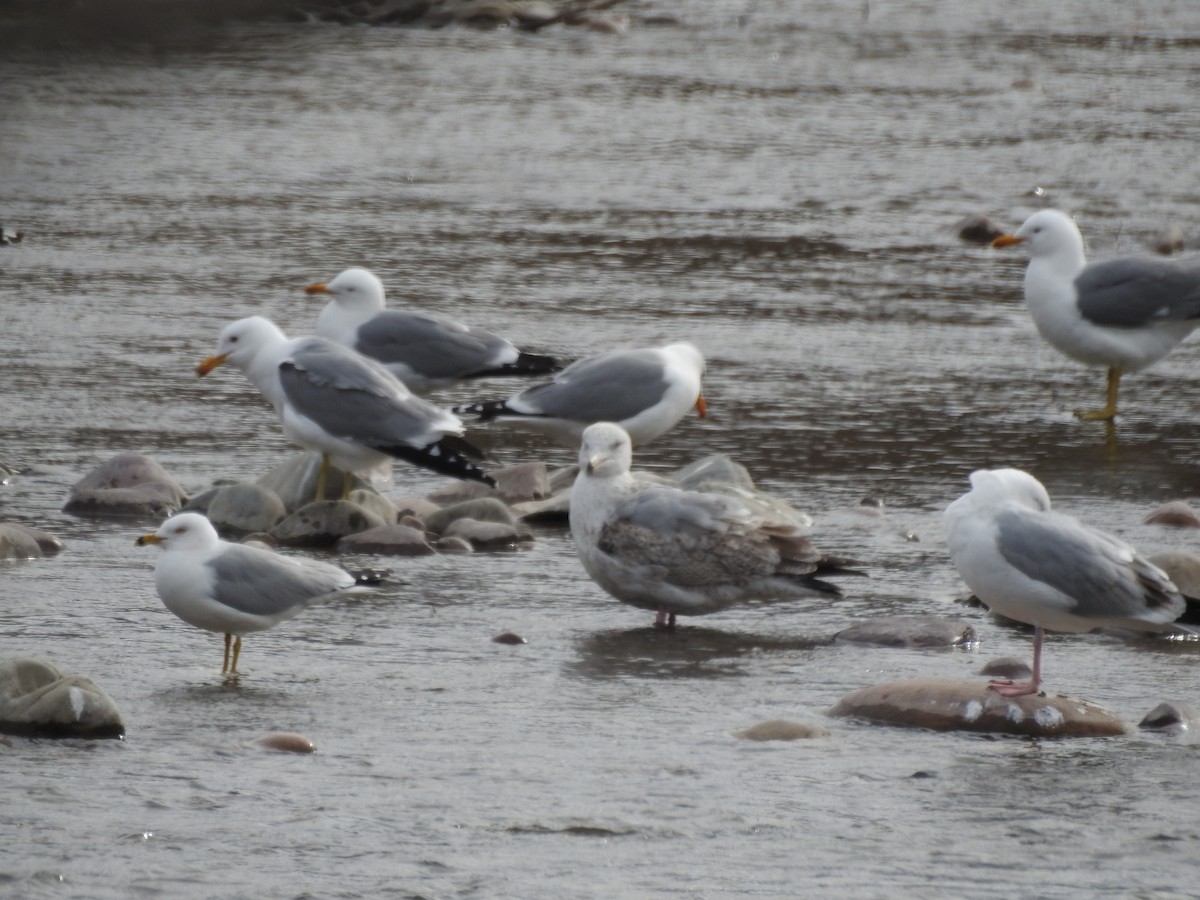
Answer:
[1147, 552, 1200, 624]
[433, 535, 474, 554]
[253, 732, 317, 753]
[425, 497, 515, 535]
[398, 514, 428, 532]
[547, 464, 579, 494]
[511, 490, 572, 523]
[182, 486, 219, 515]
[424, 479, 495, 507]
[493, 632, 527, 645]
[269, 500, 386, 547]
[346, 489, 399, 526]
[734, 719, 830, 741]
[828, 678, 1129, 737]
[0, 523, 64, 559]
[337, 523, 435, 556]
[835, 616, 977, 648]
[673, 454, 756, 491]
[205, 482, 287, 534]
[955, 213, 1006, 245]
[443, 517, 532, 551]
[0, 657, 125, 739]
[256, 452, 371, 513]
[1138, 701, 1198, 735]
[63, 452, 187, 519]
[0, 226, 23, 246]
[1151, 225, 1186, 256]
[978, 657, 1033, 681]
[391, 496, 442, 521]
[1143, 500, 1200, 528]
[492, 461, 551, 504]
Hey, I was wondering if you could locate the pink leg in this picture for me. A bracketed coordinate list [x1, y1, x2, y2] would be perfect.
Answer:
[653, 609, 677, 631]
[989, 626, 1044, 697]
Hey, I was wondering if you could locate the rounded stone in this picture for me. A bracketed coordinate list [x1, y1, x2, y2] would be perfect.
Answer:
[206, 482, 287, 534]
[443, 518, 530, 551]
[491, 461, 551, 503]
[254, 732, 317, 753]
[0, 524, 47, 559]
[734, 719, 830, 741]
[63, 452, 187, 520]
[424, 498, 516, 535]
[269, 500, 386, 547]
[835, 616, 977, 648]
[337, 524, 435, 556]
[0, 657, 125, 739]
[1138, 701, 1198, 735]
[1143, 501, 1200, 528]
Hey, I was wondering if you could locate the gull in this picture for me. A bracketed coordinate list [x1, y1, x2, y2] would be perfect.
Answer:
[197, 316, 494, 499]
[992, 209, 1200, 420]
[305, 267, 559, 392]
[455, 343, 707, 447]
[569, 422, 856, 629]
[137, 512, 357, 674]
[943, 467, 1189, 696]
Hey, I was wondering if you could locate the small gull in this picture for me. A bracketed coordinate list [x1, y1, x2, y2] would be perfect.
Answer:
[305, 267, 559, 392]
[137, 512, 358, 674]
[944, 467, 1189, 696]
[992, 209, 1200, 420]
[569, 422, 857, 629]
[197, 316, 494, 499]
[455, 343, 706, 447]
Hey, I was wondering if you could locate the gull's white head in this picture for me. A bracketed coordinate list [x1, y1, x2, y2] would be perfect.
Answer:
[965, 467, 1052, 513]
[136, 512, 221, 552]
[662, 342, 709, 419]
[305, 267, 386, 314]
[580, 422, 634, 479]
[197, 316, 289, 376]
[994, 209, 1086, 262]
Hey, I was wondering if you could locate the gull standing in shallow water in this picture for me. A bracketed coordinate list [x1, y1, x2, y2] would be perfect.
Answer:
[305, 267, 559, 392]
[992, 209, 1200, 420]
[197, 316, 494, 499]
[137, 512, 358, 674]
[943, 467, 1189, 696]
[569, 422, 857, 629]
[456, 343, 707, 448]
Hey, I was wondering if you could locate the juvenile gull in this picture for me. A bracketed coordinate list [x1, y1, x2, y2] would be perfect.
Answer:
[992, 209, 1200, 420]
[137, 512, 357, 674]
[569, 422, 856, 628]
[197, 316, 494, 499]
[305, 267, 559, 392]
[456, 343, 706, 447]
[943, 467, 1189, 696]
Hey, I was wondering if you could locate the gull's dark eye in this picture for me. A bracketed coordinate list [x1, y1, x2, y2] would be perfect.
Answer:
[174, 526, 187, 534]
[229, 335, 239, 343]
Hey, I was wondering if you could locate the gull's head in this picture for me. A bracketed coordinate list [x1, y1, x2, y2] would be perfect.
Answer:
[663, 342, 708, 418]
[580, 422, 634, 479]
[966, 467, 1052, 513]
[992, 209, 1085, 262]
[197, 316, 288, 376]
[136, 512, 221, 551]
[304, 267, 386, 313]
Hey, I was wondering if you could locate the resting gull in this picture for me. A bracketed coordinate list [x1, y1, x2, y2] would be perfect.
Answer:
[992, 209, 1200, 420]
[305, 267, 559, 392]
[943, 467, 1189, 696]
[137, 512, 357, 674]
[569, 422, 857, 629]
[456, 343, 706, 447]
[197, 316, 494, 499]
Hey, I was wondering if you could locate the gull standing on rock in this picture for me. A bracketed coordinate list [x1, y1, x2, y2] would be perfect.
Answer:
[456, 343, 707, 448]
[992, 209, 1200, 420]
[944, 467, 1190, 696]
[137, 512, 358, 674]
[569, 422, 857, 629]
[305, 267, 559, 392]
[197, 315, 494, 499]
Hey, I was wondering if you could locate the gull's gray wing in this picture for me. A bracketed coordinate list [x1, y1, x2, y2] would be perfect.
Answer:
[278, 338, 457, 447]
[1075, 258, 1200, 327]
[208, 544, 351, 617]
[354, 310, 512, 379]
[513, 349, 668, 420]
[994, 508, 1181, 620]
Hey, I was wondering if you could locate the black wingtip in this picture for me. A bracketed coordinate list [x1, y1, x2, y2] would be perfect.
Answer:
[381, 436, 496, 486]
[462, 353, 561, 382]
[452, 399, 513, 422]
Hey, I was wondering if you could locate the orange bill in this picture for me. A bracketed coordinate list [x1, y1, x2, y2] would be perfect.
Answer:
[196, 353, 228, 377]
[304, 282, 330, 295]
[991, 234, 1024, 248]
[695, 394, 708, 418]
[135, 533, 162, 546]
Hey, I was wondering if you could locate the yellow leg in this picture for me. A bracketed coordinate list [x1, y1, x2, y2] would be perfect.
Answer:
[315, 454, 332, 502]
[230, 636, 243, 674]
[340, 470, 354, 500]
[222, 633, 232, 674]
[1075, 367, 1120, 421]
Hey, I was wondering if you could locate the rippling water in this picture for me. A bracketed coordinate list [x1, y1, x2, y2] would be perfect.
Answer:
[4, 3, 1200, 897]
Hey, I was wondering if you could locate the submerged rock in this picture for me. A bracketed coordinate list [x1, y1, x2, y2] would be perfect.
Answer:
[955, 213, 1006, 245]
[0, 657, 125, 739]
[835, 616, 977, 648]
[63, 452, 187, 519]
[829, 678, 1129, 737]
[0, 523, 64, 559]
[1138, 701, 1198, 735]
[1143, 500, 1200, 528]
[734, 719, 830, 741]
[253, 732, 317, 753]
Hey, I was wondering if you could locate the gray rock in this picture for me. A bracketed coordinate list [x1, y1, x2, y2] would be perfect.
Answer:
[182, 486, 219, 515]
[1143, 501, 1200, 528]
[425, 497, 515, 535]
[390, 496, 442, 521]
[256, 452, 372, 513]
[829, 678, 1129, 737]
[433, 535, 474, 554]
[206, 482, 287, 534]
[424, 479, 495, 506]
[337, 524, 435, 556]
[1138, 701, 1198, 735]
[734, 719, 830, 741]
[511, 489, 572, 523]
[269, 500, 386, 547]
[835, 616, 977, 648]
[547, 465, 579, 494]
[63, 452, 187, 519]
[0, 657, 125, 739]
[673, 454, 755, 491]
[0, 523, 64, 559]
[443, 517, 531, 551]
[491, 461, 551, 503]
[346, 489, 399, 526]
[955, 213, 1006, 245]
[1147, 550, 1200, 601]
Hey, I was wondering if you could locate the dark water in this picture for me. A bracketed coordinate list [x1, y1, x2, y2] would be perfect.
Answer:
[4, 3, 1200, 897]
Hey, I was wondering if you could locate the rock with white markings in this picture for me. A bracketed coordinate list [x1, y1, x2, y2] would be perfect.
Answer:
[0, 657, 125, 739]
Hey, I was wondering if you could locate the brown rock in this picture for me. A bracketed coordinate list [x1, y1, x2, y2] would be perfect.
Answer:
[835, 616, 977, 648]
[253, 732, 317, 753]
[1143, 500, 1200, 528]
[734, 719, 830, 741]
[443, 518, 531, 551]
[337, 524, 435, 556]
[491, 461, 551, 504]
[269, 500, 386, 547]
[955, 213, 1006, 245]
[829, 678, 1129, 737]
[63, 452, 187, 519]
